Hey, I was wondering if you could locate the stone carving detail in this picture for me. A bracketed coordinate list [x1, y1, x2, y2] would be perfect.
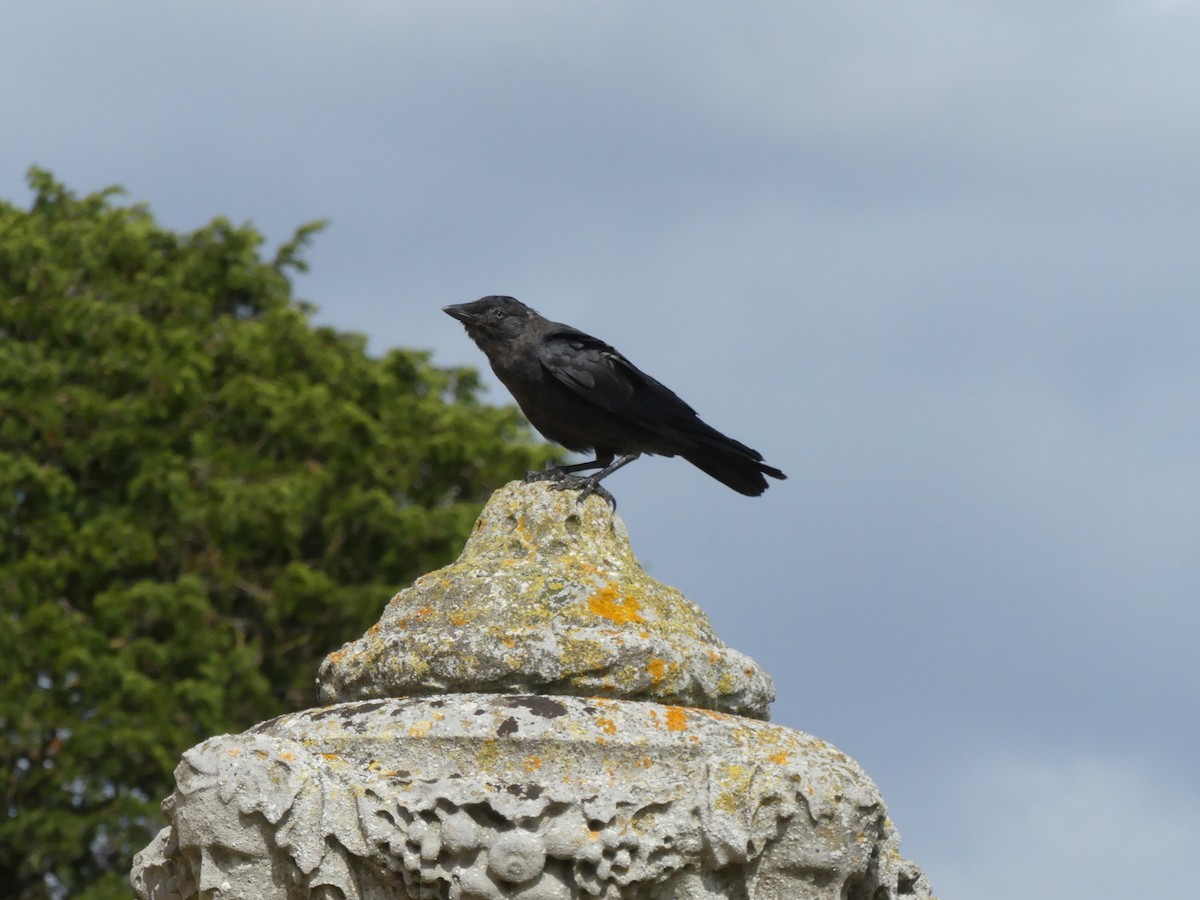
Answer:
[132, 734, 391, 900]
[134, 695, 934, 899]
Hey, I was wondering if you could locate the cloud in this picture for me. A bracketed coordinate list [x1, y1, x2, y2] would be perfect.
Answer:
[3, 6, 1200, 895]
[928, 750, 1200, 900]
[1131, 0, 1200, 11]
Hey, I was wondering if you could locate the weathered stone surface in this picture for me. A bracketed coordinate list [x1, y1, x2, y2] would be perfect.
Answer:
[131, 481, 936, 898]
[317, 481, 775, 719]
[132, 694, 934, 899]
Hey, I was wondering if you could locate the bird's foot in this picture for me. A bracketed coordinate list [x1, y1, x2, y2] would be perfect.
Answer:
[550, 475, 617, 510]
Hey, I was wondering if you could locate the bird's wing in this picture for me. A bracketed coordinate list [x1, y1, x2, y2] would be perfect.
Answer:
[537, 326, 699, 420]
[538, 325, 782, 492]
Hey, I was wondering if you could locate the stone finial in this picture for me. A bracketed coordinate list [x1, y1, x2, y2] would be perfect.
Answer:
[132, 481, 936, 899]
[317, 481, 775, 719]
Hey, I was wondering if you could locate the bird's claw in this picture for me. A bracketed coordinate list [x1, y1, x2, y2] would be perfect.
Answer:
[550, 476, 617, 510]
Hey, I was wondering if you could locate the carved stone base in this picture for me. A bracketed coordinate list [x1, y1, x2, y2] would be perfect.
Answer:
[132, 694, 931, 899]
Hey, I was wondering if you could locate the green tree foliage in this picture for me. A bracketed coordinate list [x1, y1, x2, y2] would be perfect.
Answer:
[0, 170, 556, 899]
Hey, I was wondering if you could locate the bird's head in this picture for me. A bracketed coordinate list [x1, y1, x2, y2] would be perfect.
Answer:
[443, 295, 537, 345]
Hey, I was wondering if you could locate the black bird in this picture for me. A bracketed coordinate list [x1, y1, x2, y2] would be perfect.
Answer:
[444, 296, 786, 504]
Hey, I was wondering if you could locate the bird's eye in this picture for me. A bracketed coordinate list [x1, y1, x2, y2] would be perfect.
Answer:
[489, 307, 505, 320]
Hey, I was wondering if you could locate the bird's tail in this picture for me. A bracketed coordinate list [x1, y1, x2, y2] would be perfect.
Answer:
[682, 448, 785, 496]
[670, 423, 786, 496]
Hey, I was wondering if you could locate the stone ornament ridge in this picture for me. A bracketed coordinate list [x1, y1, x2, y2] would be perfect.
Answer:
[131, 481, 935, 899]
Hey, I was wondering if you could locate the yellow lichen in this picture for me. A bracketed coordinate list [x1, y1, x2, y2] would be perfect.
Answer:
[713, 763, 753, 814]
[587, 585, 645, 624]
[477, 739, 500, 770]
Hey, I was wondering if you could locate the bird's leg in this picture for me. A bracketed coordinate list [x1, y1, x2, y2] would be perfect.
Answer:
[551, 453, 641, 508]
[525, 465, 566, 483]
[525, 456, 610, 484]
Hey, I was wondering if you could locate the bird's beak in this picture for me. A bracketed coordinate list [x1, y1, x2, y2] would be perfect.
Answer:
[442, 303, 477, 325]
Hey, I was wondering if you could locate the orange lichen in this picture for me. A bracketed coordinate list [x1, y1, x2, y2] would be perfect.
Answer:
[596, 716, 618, 735]
[367, 623, 381, 636]
[666, 707, 688, 732]
[321, 752, 340, 761]
[647, 658, 666, 685]
[770, 752, 790, 765]
[523, 755, 543, 772]
[587, 585, 644, 624]
[449, 613, 469, 627]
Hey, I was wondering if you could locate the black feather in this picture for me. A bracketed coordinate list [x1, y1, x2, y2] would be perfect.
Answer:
[443, 296, 786, 501]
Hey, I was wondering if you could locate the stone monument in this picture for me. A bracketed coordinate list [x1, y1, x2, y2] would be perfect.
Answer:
[132, 482, 935, 899]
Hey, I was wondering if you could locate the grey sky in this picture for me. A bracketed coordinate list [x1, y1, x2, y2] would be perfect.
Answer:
[4, 2, 1199, 896]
